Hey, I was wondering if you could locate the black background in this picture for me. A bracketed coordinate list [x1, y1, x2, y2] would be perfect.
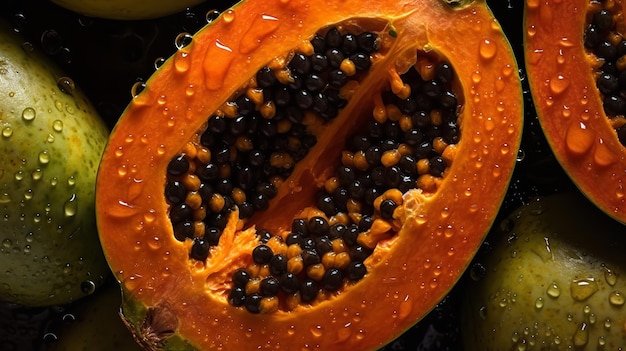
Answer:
[0, 0, 575, 350]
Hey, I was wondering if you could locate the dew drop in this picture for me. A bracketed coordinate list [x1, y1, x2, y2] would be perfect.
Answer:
[2, 239, 12, 248]
[62, 262, 72, 275]
[535, 297, 544, 309]
[67, 175, 76, 187]
[565, 121, 593, 156]
[570, 278, 599, 301]
[63, 193, 77, 217]
[310, 325, 323, 337]
[56, 77, 75, 94]
[131, 81, 146, 98]
[240, 14, 280, 54]
[573, 322, 589, 347]
[479, 39, 497, 60]
[546, 281, 561, 298]
[14, 170, 24, 181]
[604, 267, 617, 286]
[174, 32, 193, 50]
[31, 169, 43, 181]
[2, 126, 13, 138]
[52, 120, 63, 132]
[21, 107, 36, 121]
[222, 9, 235, 23]
[472, 70, 482, 83]
[548, 75, 569, 95]
[80, 280, 96, 295]
[203, 39, 234, 90]
[174, 50, 190, 73]
[205, 9, 221, 23]
[608, 290, 625, 306]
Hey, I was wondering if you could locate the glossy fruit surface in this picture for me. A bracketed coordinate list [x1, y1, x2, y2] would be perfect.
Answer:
[524, 0, 626, 223]
[0, 21, 110, 307]
[50, 0, 206, 20]
[96, 0, 523, 349]
[462, 191, 626, 350]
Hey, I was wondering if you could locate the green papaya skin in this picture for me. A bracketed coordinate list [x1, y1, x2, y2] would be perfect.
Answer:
[462, 192, 626, 350]
[0, 21, 110, 307]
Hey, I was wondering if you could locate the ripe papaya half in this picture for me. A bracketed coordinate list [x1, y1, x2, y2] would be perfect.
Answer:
[524, 0, 626, 223]
[95, 0, 523, 349]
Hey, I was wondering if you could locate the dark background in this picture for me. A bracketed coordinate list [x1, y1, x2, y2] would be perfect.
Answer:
[0, 0, 574, 350]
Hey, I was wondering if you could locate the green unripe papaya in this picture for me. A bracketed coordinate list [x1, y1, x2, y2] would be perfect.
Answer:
[0, 21, 110, 307]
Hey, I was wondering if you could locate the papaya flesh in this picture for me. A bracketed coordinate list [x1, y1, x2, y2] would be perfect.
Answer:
[95, 0, 523, 350]
[524, 0, 626, 223]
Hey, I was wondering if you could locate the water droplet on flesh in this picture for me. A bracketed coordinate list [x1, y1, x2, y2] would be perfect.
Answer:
[546, 281, 561, 298]
[570, 278, 599, 301]
[479, 39, 497, 60]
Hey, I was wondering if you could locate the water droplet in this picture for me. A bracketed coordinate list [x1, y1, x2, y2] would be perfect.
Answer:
[2, 239, 12, 248]
[63, 193, 77, 217]
[31, 169, 43, 181]
[565, 121, 593, 156]
[52, 120, 63, 132]
[0, 193, 11, 204]
[80, 280, 96, 295]
[472, 70, 482, 83]
[21, 107, 36, 121]
[2, 126, 13, 138]
[608, 290, 625, 306]
[222, 9, 235, 23]
[205, 9, 221, 23]
[62, 263, 72, 275]
[203, 39, 234, 90]
[604, 267, 617, 286]
[174, 32, 193, 50]
[535, 297, 544, 309]
[240, 14, 280, 54]
[46, 133, 55, 143]
[573, 322, 589, 347]
[153, 57, 166, 70]
[174, 50, 190, 73]
[131, 81, 146, 98]
[570, 278, 598, 301]
[56, 77, 75, 94]
[546, 281, 561, 298]
[310, 325, 323, 337]
[479, 39, 497, 60]
[67, 175, 76, 187]
[14, 170, 24, 181]
[548, 75, 569, 95]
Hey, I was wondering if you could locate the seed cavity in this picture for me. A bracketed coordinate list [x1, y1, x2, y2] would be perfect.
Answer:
[164, 22, 461, 313]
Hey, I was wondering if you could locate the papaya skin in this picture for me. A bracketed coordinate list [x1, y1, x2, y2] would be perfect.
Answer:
[50, 0, 206, 20]
[0, 21, 110, 307]
[462, 191, 626, 350]
[524, 0, 626, 224]
[95, 0, 523, 350]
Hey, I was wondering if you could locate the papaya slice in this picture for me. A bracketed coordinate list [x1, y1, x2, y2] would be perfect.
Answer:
[95, 0, 523, 349]
[524, 0, 626, 223]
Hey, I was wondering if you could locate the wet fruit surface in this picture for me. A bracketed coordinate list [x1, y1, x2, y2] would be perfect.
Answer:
[0, 0, 613, 350]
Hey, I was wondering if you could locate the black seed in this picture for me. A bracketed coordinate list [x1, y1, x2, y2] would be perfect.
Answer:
[326, 48, 345, 68]
[350, 245, 373, 262]
[300, 279, 319, 302]
[435, 62, 454, 84]
[167, 154, 189, 176]
[279, 272, 301, 294]
[325, 27, 343, 48]
[617, 40, 626, 57]
[357, 32, 378, 53]
[429, 156, 447, 177]
[204, 226, 222, 246]
[596, 40, 617, 60]
[593, 9, 613, 33]
[301, 237, 316, 250]
[238, 202, 255, 219]
[323, 268, 344, 291]
[295, 89, 314, 109]
[597, 73, 619, 95]
[584, 25, 600, 49]
[350, 52, 371, 71]
[230, 115, 248, 135]
[190, 238, 210, 261]
[371, 167, 386, 186]
[205, 212, 228, 230]
[618, 125, 626, 146]
[260, 276, 280, 297]
[380, 199, 397, 219]
[165, 180, 186, 204]
[256, 182, 278, 199]
[285, 232, 303, 246]
[215, 178, 233, 195]
[274, 86, 292, 106]
[438, 90, 458, 109]
[290, 53, 312, 75]
[310, 53, 329, 72]
[308, 216, 329, 236]
[414, 140, 433, 159]
[235, 95, 255, 115]
[328, 223, 348, 240]
[337, 166, 356, 185]
[328, 69, 348, 87]
[245, 293, 262, 313]
[288, 73, 303, 90]
[604, 94, 626, 116]
[170, 203, 192, 223]
[200, 129, 215, 147]
[343, 225, 360, 246]
[399, 155, 418, 176]
[317, 193, 337, 216]
[346, 261, 367, 281]
[270, 254, 288, 276]
[252, 244, 274, 264]
[364, 187, 381, 205]
[252, 193, 270, 211]
[348, 179, 366, 200]
[302, 249, 321, 267]
[397, 96, 418, 114]
[315, 236, 333, 255]
[228, 286, 246, 307]
[305, 73, 326, 92]
[358, 216, 374, 233]
[311, 34, 326, 53]
[212, 143, 231, 164]
[208, 116, 227, 134]
[256, 66, 276, 88]
[385, 165, 403, 188]
[257, 229, 272, 243]
[197, 162, 219, 181]
[173, 220, 194, 241]
[341, 33, 358, 54]
[291, 218, 308, 234]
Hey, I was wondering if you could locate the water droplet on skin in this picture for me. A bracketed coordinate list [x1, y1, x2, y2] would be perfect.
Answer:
[604, 267, 617, 286]
[63, 193, 77, 217]
[14, 170, 24, 181]
[56, 77, 75, 94]
[546, 281, 561, 298]
[153, 57, 166, 70]
[570, 278, 599, 301]
[240, 14, 280, 54]
[2, 126, 13, 138]
[80, 280, 96, 295]
[573, 322, 589, 347]
[608, 290, 625, 306]
[479, 38, 497, 60]
[21, 107, 36, 121]
[62, 263, 72, 275]
[31, 169, 43, 181]
[205, 9, 220, 23]
[535, 297, 544, 309]
[175, 32, 193, 50]
[52, 120, 63, 132]
[2, 239, 12, 248]
[0, 193, 11, 204]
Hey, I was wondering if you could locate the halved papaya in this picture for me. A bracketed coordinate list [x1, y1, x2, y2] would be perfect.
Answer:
[524, 0, 626, 223]
[95, 0, 523, 349]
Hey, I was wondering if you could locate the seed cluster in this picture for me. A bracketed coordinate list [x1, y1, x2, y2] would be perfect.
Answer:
[584, 4, 626, 144]
[163, 24, 462, 312]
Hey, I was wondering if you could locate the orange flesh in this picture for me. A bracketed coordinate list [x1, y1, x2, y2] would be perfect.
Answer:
[525, 0, 626, 223]
[96, 0, 522, 349]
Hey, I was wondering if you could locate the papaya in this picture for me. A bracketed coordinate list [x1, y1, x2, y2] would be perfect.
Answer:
[462, 191, 626, 350]
[95, 0, 523, 349]
[524, 0, 626, 223]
